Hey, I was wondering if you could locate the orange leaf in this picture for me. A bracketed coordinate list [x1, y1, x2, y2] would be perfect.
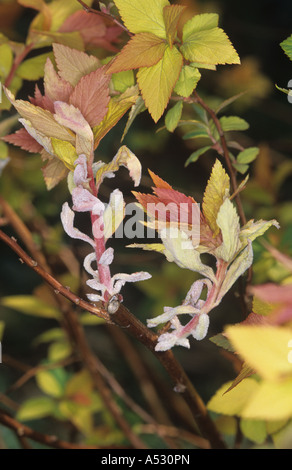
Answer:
[163, 4, 186, 46]
[107, 33, 167, 73]
[69, 66, 111, 128]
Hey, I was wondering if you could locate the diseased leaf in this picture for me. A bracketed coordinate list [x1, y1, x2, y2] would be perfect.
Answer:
[107, 33, 167, 72]
[165, 101, 183, 132]
[174, 64, 201, 97]
[137, 45, 183, 122]
[113, 0, 169, 39]
[53, 43, 100, 86]
[163, 4, 186, 46]
[181, 16, 240, 65]
[202, 159, 230, 235]
[225, 325, 292, 381]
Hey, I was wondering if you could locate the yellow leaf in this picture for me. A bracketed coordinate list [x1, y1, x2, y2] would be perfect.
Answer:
[181, 15, 240, 65]
[51, 138, 78, 170]
[36, 370, 64, 398]
[242, 378, 292, 421]
[93, 86, 139, 147]
[137, 45, 183, 122]
[207, 378, 259, 416]
[113, 0, 169, 39]
[226, 325, 292, 381]
[42, 156, 69, 190]
[202, 159, 230, 235]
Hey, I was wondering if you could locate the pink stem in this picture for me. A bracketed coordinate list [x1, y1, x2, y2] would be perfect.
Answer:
[88, 163, 112, 302]
[179, 259, 228, 337]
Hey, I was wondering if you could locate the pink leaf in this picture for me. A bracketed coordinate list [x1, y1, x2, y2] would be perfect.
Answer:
[69, 66, 111, 128]
[2, 128, 43, 153]
[44, 58, 73, 103]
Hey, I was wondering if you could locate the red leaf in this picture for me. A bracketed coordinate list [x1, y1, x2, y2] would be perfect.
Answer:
[29, 85, 54, 113]
[59, 10, 121, 52]
[69, 66, 111, 128]
[3, 128, 43, 153]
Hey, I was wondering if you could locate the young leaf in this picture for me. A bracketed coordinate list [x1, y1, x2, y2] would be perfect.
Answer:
[181, 14, 240, 66]
[220, 242, 253, 299]
[163, 4, 186, 46]
[202, 159, 230, 235]
[280, 34, 292, 62]
[215, 198, 241, 262]
[165, 101, 183, 132]
[53, 43, 100, 86]
[174, 65, 201, 98]
[113, 0, 170, 39]
[51, 138, 78, 171]
[107, 33, 167, 72]
[42, 157, 69, 190]
[137, 45, 183, 122]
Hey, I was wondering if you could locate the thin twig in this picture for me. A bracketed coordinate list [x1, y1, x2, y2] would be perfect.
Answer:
[76, 0, 132, 35]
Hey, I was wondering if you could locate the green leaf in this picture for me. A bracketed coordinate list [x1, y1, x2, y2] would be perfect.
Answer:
[111, 70, 135, 93]
[240, 418, 267, 444]
[280, 34, 292, 62]
[17, 397, 56, 422]
[183, 129, 210, 140]
[165, 101, 183, 132]
[36, 368, 68, 398]
[16, 52, 53, 80]
[232, 161, 249, 174]
[219, 116, 249, 132]
[0, 44, 13, 78]
[113, 0, 169, 39]
[0, 141, 9, 159]
[185, 145, 211, 166]
[33, 328, 66, 346]
[1, 295, 60, 319]
[174, 65, 201, 97]
[181, 14, 240, 66]
[237, 147, 259, 164]
[48, 341, 72, 362]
